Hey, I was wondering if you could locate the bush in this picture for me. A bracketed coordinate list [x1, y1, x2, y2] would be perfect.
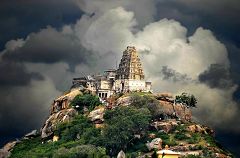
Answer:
[155, 132, 169, 140]
[187, 133, 201, 144]
[71, 94, 101, 113]
[203, 134, 216, 147]
[174, 133, 188, 140]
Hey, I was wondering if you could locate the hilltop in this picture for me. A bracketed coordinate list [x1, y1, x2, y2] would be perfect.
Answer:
[0, 46, 234, 158]
[0, 89, 233, 158]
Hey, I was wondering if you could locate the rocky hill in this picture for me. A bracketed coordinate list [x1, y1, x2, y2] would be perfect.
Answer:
[0, 89, 234, 158]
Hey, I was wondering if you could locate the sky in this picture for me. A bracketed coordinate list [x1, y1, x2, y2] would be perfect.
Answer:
[0, 0, 240, 156]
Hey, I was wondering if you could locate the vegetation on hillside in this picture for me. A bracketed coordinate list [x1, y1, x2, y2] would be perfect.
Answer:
[9, 92, 233, 158]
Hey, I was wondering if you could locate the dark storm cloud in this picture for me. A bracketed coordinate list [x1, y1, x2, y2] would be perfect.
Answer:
[155, 0, 240, 46]
[0, 61, 43, 86]
[2, 27, 92, 71]
[0, 79, 60, 147]
[199, 64, 234, 89]
[0, 0, 83, 51]
[161, 66, 192, 83]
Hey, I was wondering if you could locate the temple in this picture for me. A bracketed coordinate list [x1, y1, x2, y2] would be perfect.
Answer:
[71, 46, 152, 99]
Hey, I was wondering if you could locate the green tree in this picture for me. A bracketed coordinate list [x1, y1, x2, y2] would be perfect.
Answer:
[102, 106, 151, 156]
[70, 94, 101, 113]
[55, 115, 101, 142]
[175, 93, 197, 108]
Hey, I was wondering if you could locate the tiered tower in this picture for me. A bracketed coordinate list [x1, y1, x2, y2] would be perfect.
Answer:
[116, 46, 145, 80]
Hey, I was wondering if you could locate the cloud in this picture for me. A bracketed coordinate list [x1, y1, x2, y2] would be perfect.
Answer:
[2, 26, 92, 70]
[0, 61, 43, 86]
[0, 0, 83, 49]
[160, 66, 192, 83]
[0, 78, 61, 143]
[74, 0, 157, 27]
[199, 64, 234, 89]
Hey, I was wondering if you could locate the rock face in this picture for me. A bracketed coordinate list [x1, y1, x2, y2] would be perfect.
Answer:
[154, 92, 174, 102]
[116, 96, 131, 106]
[2, 141, 19, 152]
[51, 89, 82, 114]
[41, 108, 78, 139]
[88, 106, 105, 123]
[0, 140, 20, 158]
[24, 130, 38, 139]
[159, 100, 191, 121]
[187, 124, 214, 135]
[151, 119, 180, 133]
[0, 149, 9, 158]
[146, 138, 163, 151]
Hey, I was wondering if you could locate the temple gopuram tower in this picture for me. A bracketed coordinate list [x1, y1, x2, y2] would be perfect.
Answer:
[116, 46, 145, 80]
[115, 46, 152, 92]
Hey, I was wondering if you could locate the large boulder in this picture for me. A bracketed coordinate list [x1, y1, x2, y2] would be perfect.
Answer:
[88, 106, 105, 123]
[154, 92, 174, 102]
[116, 96, 131, 106]
[117, 150, 126, 158]
[146, 138, 163, 151]
[151, 119, 179, 133]
[24, 130, 38, 139]
[2, 141, 19, 152]
[0, 140, 20, 158]
[0, 149, 9, 158]
[187, 124, 214, 135]
[159, 100, 192, 121]
[51, 89, 82, 113]
[41, 108, 78, 139]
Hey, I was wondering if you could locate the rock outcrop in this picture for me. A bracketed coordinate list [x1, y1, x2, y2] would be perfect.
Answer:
[151, 119, 180, 133]
[0, 140, 20, 158]
[187, 124, 214, 135]
[116, 96, 131, 106]
[0, 149, 9, 158]
[146, 138, 163, 151]
[23, 130, 39, 139]
[117, 150, 126, 158]
[41, 108, 78, 139]
[159, 100, 191, 121]
[88, 106, 105, 123]
[51, 89, 82, 114]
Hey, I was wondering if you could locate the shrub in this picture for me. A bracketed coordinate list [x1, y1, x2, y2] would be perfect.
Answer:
[156, 132, 169, 141]
[203, 134, 216, 147]
[174, 133, 188, 140]
[186, 133, 201, 144]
